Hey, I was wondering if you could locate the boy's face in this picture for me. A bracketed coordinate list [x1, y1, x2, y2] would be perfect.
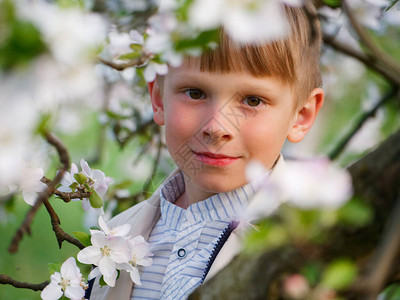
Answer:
[149, 59, 323, 202]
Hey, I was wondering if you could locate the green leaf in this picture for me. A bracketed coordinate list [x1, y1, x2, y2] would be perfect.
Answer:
[99, 275, 107, 287]
[74, 173, 87, 185]
[56, 0, 84, 9]
[174, 29, 220, 52]
[337, 197, 373, 227]
[381, 283, 400, 299]
[89, 189, 103, 208]
[129, 44, 143, 52]
[243, 221, 289, 255]
[118, 51, 142, 60]
[301, 263, 321, 287]
[72, 231, 92, 247]
[90, 226, 101, 231]
[321, 258, 358, 290]
[48, 262, 62, 275]
[69, 182, 79, 191]
[322, 0, 342, 8]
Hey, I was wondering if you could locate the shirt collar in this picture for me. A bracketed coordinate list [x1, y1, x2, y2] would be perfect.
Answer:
[159, 172, 257, 225]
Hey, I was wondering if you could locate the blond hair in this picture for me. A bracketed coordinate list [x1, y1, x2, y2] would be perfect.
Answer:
[193, 3, 322, 107]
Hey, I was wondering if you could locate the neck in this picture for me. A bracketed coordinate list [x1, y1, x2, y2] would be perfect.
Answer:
[174, 175, 216, 209]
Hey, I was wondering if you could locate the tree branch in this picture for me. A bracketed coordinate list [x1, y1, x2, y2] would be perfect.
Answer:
[0, 274, 48, 292]
[342, 0, 400, 75]
[9, 132, 72, 253]
[328, 86, 399, 160]
[323, 35, 400, 87]
[98, 56, 148, 71]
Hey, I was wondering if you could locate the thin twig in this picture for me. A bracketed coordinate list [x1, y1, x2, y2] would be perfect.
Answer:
[41, 177, 91, 203]
[0, 274, 49, 291]
[42, 197, 84, 250]
[329, 86, 399, 160]
[9, 132, 71, 253]
[324, 35, 400, 86]
[98, 56, 148, 71]
[114, 117, 155, 147]
[343, 0, 400, 75]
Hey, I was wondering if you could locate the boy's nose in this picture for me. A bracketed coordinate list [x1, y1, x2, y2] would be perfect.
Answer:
[200, 117, 233, 144]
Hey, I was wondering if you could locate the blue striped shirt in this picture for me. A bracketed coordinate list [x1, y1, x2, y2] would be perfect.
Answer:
[131, 172, 255, 300]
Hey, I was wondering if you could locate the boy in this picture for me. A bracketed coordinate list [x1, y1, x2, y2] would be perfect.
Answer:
[89, 3, 324, 300]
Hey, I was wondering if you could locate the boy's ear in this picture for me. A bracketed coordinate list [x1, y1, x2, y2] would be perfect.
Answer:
[148, 79, 165, 126]
[287, 88, 324, 143]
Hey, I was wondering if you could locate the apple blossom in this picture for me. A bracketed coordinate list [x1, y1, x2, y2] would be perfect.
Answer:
[91, 215, 131, 238]
[41, 257, 86, 300]
[116, 236, 153, 285]
[189, 0, 302, 44]
[58, 159, 112, 213]
[77, 231, 131, 287]
[19, 167, 48, 206]
[245, 158, 353, 218]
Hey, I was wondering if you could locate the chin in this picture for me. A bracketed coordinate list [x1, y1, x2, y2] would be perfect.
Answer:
[193, 174, 247, 194]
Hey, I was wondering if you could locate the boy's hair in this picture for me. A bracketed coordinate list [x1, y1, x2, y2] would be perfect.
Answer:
[193, 3, 322, 108]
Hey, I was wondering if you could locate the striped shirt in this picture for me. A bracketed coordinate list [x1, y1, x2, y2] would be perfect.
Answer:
[131, 172, 256, 300]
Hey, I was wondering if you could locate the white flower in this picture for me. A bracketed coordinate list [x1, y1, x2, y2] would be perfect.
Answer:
[107, 29, 135, 60]
[245, 158, 353, 219]
[90, 215, 131, 238]
[58, 163, 79, 194]
[143, 61, 169, 82]
[17, 0, 107, 65]
[273, 158, 353, 209]
[189, 0, 301, 44]
[41, 257, 86, 300]
[80, 159, 112, 198]
[116, 236, 153, 285]
[19, 168, 48, 206]
[58, 160, 112, 213]
[77, 232, 131, 287]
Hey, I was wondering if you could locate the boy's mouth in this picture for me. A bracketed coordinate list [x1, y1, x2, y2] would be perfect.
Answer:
[193, 151, 239, 167]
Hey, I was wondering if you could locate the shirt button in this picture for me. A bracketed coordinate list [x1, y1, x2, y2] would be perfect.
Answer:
[177, 248, 187, 258]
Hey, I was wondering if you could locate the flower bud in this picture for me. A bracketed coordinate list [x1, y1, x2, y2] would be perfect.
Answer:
[89, 190, 103, 208]
[74, 173, 87, 185]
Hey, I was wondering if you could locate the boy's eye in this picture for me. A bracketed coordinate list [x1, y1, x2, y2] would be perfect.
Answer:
[243, 96, 263, 107]
[185, 89, 204, 100]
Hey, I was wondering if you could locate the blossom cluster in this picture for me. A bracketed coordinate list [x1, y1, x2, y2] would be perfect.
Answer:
[58, 159, 112, 215]
[102, 0, 304, 83]
[40, 216, 152, 299]
[77, 216, 153, 287]
[246, 158, 353, 219]
[41, 257, 87, 300]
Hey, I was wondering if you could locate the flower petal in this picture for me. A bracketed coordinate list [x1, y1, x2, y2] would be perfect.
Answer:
[98, 215, 110, 234]
[77, 246, 102, 265]
[22, 191, 37, 206]
[41, 282, 63, 300]
[80, 159, 92, 177]
[112, 224, 131, 237]
[98, 256, 116, 278]
[60, 257, 81, 280]
[129, 267, 141, 285]
[88, 267, 101, 280]
[103, 269, 118, 287]
[64, 285, 85, 300]
[91, 232, 107, 248]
